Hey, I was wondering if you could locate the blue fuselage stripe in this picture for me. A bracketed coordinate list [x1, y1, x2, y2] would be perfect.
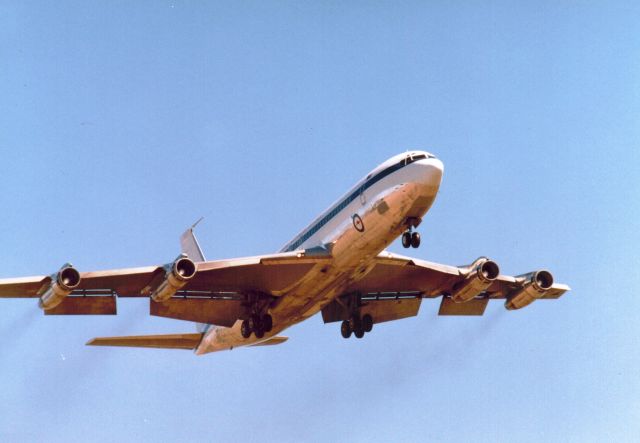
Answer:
[282, 157, 420, 252]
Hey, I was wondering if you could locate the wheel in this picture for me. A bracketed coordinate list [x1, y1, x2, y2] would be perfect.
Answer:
[362, 314, 373, 333]
[354, 327, 365, 339]
[411, 231, 421, 248]
[262, 314, 273, 333]
[341, 320, 352, 338]
[401, 231, 412, 248]
[350, 315, 362, 332]
[241, 320, 252, 339]
[254, 326, 265, 339]
[248, 314, 260, 332]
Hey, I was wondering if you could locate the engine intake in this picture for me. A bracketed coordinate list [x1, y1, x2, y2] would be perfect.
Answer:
[151, 255, 197, 302]
[505, 270, 554, 310]
[39, 265, 81, 310]
[451, 258, 500, 303]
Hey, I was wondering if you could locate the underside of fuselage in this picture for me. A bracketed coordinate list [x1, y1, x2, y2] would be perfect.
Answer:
[195, 153, 444, 354]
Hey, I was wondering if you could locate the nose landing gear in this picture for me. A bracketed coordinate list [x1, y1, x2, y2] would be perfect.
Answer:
[401, 231, 421, 248]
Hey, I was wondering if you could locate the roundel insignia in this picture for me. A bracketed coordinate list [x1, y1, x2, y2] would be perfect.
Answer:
[352, 214, 365, 232]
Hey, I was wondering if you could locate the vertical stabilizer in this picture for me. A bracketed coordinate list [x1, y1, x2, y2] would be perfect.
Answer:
[180, 218, 208, 333]
[180, 217, 206, 262]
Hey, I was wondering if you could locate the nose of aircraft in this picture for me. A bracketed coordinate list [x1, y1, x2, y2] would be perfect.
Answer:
[420, 156, 444, 190]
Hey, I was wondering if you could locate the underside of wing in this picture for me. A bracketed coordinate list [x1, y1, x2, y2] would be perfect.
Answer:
[0, 275, 51, 298]
[327, 252, 570, 321]
[0, 250, 331, 328]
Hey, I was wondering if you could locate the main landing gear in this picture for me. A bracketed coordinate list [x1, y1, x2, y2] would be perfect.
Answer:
[340, 314, 374, 339]
[401, 217, 422, 249]
[241, 313, 273, 339]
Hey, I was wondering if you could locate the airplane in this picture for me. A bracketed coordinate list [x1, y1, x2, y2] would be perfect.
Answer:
[0, 151, 569, 355]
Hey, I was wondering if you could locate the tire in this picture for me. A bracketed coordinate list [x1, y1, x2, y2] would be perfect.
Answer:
[350, 316, 362, 332]
[262, 314, 273, 333]
[362, 314, 373, 333]
[401, 232, 411, 248]
[411, 232, 421, 248]
[241, 320, 252, 339]
[341, 320, 352, 339]
[354, 328, 365, 339]
[248, 314, 260, 332]
[255, 326, 265, 339]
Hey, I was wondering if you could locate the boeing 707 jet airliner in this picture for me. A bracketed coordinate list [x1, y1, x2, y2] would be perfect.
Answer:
[0, 151, 569, 355]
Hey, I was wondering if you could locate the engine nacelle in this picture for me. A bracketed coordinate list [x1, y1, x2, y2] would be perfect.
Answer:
[450, 258, 500, 303]
[505, 270, 554, 311]
[151, 255, 197, 302]
[38, 265, 81, 310]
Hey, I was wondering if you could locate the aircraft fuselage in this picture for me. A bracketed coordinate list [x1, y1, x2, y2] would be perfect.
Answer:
[196, 152, 444, 354]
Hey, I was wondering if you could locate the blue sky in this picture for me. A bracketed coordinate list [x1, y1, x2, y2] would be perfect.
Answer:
[1, 1, 639, 441]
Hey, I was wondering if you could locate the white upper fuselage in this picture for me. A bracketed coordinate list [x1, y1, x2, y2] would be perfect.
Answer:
[196, 151, 444, 354]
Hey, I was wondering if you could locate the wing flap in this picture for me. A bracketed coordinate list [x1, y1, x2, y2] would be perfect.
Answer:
[322, 297, 422, 324]
[361, 298, 422, 323]
[86, 333, 203, 350]
[150, 298, 244, 327]
[44, 295, 117, 315]
[438, 297, 488, 316]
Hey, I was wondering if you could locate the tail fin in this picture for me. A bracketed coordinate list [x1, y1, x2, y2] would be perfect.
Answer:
[180, 217, 206, 262]
[180, 218, 208, 333]
[86, 333, 203, 350]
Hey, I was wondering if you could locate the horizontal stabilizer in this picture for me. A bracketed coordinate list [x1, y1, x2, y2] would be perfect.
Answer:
[86, 333, 203, 350]
[250, 336, 288, 347]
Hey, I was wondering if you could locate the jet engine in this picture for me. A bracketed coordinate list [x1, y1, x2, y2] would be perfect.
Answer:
[450, 258, 500, 303]
[38, 265, 81, 310]
[504, 270, 554, 310]
[151, 255, 197, 302]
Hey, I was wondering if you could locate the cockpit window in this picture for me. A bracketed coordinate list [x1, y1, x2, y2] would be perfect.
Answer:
[405, 153, 433, 165]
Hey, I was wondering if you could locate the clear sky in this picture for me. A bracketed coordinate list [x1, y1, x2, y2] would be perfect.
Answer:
[1, 1, 639, 442]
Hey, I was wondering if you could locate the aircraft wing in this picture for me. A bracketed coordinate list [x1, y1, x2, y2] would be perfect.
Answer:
[0, 250, 332, 325]
[322, 251, 570, 323]
[0, 275, 52, 298]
